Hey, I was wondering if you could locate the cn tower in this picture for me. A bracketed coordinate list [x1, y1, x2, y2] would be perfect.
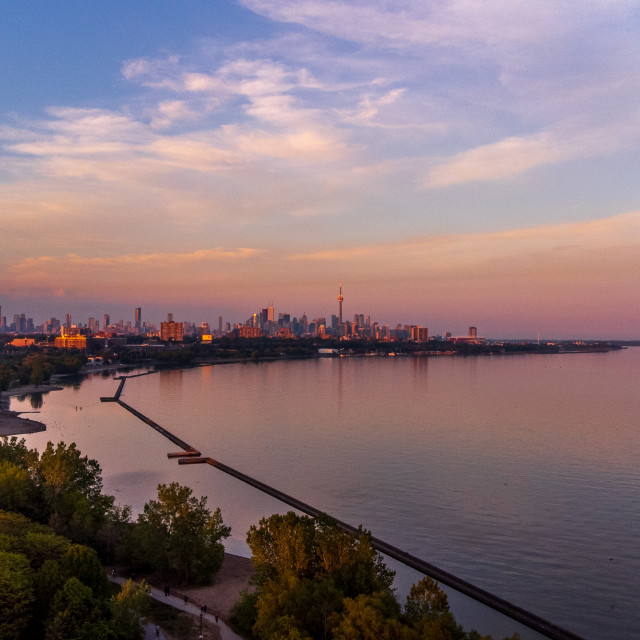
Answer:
[338, 280, 343, 326]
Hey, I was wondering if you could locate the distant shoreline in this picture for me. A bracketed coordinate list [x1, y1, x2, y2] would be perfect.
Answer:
[0, 384, 63, 436]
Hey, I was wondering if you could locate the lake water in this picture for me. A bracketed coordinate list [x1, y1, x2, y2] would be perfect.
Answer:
[11, 348, 640, 640]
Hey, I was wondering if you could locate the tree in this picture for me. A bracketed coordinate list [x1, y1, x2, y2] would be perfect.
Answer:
[38, 442, 105, 505]
[246, 513, 397, 640]
[24, 354, 52, 385]
[0, 436, 40, 472]
[33, 559, 66, 625]
[404, 577, 466, 640]
[38, 441, 114, 542]
[45, 577, 101, 640]
[0, 551, 35, 640]
[96, 504, 132, 563]
[333, 593, 415, 640]
[134, 482, 230, 584]
[61, 544, 109, 598]
[7, 530, 70, 569]
[110, 579, 150, 640]
[253, 575, 344, 640]
[0, 509, 50, 539]
[0, 460, 35, 514]
[230, 589, 259, 636]
[248, 511, 317, 583]
[404, 577, 450, 624]
[247, 513, 394, 595]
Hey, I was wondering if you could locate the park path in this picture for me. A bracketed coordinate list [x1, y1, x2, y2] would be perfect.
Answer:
[108, 573, 244, 640]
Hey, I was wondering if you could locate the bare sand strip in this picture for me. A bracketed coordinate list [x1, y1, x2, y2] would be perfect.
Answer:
[178, 553, 255, 620]
[0, 384, 63, 436]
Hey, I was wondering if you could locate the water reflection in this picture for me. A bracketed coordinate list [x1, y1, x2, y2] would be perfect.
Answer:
[29, 392, 43, 409]
[13, 350, 640, 640]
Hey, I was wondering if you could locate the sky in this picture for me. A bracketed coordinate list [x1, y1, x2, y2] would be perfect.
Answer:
[1, 0, 640, 339]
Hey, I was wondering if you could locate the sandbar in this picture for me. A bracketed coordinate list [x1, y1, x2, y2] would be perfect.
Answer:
[0, 384, 63, 436]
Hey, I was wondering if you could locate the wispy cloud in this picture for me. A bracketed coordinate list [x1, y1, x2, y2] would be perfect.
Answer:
[425, 119, 640, 187]
[4, 248, 263, 300]
[241, 1, 634, 50]
[289, 210, 640, 277]
[10, 248, 259, 273]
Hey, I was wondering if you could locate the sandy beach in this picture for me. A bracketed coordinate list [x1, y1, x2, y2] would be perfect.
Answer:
[176, 553, 255, 620]
[0, 384, 63, 436]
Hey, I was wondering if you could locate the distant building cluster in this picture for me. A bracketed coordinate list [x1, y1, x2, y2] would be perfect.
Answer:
[0, 283, 486, 349]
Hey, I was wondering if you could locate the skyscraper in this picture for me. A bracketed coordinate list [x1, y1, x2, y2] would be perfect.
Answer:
[338, 280, 343, 326]
[135, 307, 142, 330]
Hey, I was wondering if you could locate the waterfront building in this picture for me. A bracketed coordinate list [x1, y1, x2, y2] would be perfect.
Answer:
[160, 314, 184, 341]
[54, 334, 87, 349]
[10, 338, 36, 347]
[449, 327, 485, 344]
[238, 325, 262, 338]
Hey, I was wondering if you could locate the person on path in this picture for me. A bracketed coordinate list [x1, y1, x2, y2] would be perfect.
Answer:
[184, 594, 188, 605]
[155, 625, 160, 638]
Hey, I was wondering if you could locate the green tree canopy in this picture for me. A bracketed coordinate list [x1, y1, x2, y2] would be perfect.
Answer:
[247, 512, 394, 595]
[0, 550, 35, 640]
[110, 579, 151, 640]
[332, 592, 416, 640]
[0, 460, 36, 514]
[45, 576, 103, 640]
[38, 441, 114, 542]
[243, 512, 396, 640]
[404, 577, 450, 625]
[61, 544, 109, 598]
[133, 482, 230, 584]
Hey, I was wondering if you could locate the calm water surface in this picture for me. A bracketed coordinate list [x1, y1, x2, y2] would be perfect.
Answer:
[13, 348, 640, 640]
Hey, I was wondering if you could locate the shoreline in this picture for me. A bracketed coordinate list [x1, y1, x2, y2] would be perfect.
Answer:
[0, 383, 63, 436]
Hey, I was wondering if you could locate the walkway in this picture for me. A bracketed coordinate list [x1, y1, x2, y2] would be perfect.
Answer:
[108, 573, 244, 640]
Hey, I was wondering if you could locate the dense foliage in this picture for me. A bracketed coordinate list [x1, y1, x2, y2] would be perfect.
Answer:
[0, 350, 85, 390]
[124, 481, 230, 584]
[0, 437, 231, 638]
[233, 512, 523, 640]
[0, 510, 150, 640]
[0, 437, 119, 548]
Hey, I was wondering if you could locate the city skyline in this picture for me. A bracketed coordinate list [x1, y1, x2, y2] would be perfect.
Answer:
[2, 2, 640, 339]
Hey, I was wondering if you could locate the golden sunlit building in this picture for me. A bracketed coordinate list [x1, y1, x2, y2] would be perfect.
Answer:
[10, 338, 35, 347]
[238, 326, 262, 338]
[160, 319, 184, 341]
[54, 335, 87, 349]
